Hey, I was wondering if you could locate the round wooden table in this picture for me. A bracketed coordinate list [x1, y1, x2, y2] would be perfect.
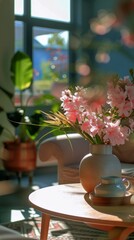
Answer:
[29, 183, 134, 240]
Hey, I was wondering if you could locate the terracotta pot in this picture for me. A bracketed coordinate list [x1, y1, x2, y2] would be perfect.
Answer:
[3, 141, 37, 172]
[79, 144, 121, 193]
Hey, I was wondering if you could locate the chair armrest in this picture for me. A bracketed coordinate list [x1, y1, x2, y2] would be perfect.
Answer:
[39, 141, 64, 166]
[38, 133, 90, 167]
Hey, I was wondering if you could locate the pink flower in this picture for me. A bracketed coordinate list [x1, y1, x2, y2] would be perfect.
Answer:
[126, 85, 134, 100]
[107, 84, 126, 108]
[80, 112, 102, 137]
[107, 77, 134, 117]
[58, 73, 134, 146]
[65, 110, 78, 123]
[103, 120, 129, 146]
[117, 101, 133, 117]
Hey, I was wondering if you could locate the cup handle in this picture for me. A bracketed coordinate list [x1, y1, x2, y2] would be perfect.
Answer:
[122, 178, 131, 191]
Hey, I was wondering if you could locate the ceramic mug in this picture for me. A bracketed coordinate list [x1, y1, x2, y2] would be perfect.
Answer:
[94, 176, 131, 197]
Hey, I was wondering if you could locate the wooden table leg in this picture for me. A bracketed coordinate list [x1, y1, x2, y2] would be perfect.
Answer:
[109, 226, 134, 240]
[16, 171, 22, 184]
[28, 171, 34, 185]
[40, 213, 50, 240]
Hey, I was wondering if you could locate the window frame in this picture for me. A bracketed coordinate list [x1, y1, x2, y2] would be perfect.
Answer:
[14, 0, 84, 87]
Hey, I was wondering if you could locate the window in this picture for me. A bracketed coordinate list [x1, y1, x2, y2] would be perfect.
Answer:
[14, 0, 71, 105]
[14, 1, 134, 107]
[15, 21, 24, 52]
[14, 0, 24, 15]
[33, 27, 69, 93]
[31, 0, 70, 22]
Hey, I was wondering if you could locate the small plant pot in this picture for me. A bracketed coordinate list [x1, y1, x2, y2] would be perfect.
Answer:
[3, 140, 37, 172]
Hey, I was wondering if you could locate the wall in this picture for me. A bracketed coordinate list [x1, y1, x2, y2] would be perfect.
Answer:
[0, 0, 14, 91]
[0, 0, 14, 168]
[0, 0, 14, 132]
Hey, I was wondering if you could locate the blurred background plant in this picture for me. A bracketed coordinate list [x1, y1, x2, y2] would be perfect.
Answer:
[0, 51, 60, 144]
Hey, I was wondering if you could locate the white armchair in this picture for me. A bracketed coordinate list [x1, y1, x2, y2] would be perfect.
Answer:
[38, 133, 89, 183]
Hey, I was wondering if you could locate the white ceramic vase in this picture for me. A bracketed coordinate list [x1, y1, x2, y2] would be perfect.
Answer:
[79, 144, 122, 193]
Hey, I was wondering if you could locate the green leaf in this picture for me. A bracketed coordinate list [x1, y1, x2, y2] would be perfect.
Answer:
[7, 108, 24, 127]
[10, 51, 33, 91]
[33, 93, 60, 110]
[25, 111, 44, 140]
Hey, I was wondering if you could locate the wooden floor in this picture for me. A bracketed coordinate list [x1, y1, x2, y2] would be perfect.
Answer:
[0, 166, 57, 224]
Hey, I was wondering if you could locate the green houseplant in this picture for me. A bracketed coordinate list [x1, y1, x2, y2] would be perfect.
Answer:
[2, 51, 44, 176]
[7, 50, 44, 142]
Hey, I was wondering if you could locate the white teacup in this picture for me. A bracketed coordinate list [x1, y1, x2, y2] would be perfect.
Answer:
[94, 176, 131, 198]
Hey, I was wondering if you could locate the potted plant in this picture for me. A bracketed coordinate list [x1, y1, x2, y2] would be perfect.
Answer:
[42, 69, 134, 192]
[1, 51, 44, 180]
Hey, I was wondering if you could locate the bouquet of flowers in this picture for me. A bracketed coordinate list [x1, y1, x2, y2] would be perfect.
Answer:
[43, 69, 134, 146]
